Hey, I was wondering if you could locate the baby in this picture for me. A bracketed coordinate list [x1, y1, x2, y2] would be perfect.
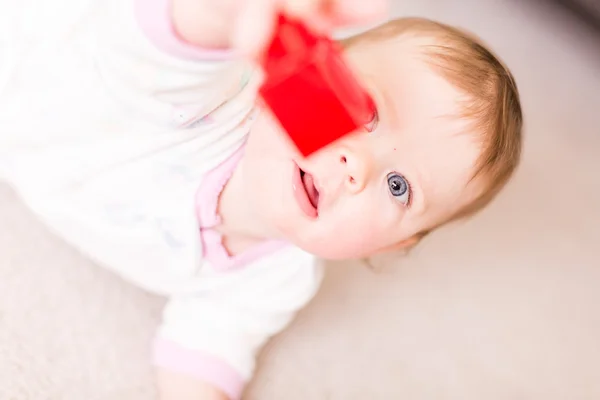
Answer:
[0, 0, 523, 399]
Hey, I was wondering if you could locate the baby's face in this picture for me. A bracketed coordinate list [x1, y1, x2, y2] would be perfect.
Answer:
[242, 39, 485, 259]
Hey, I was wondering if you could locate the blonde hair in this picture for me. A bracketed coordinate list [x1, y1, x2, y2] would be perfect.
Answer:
[342, 17, 523, 246]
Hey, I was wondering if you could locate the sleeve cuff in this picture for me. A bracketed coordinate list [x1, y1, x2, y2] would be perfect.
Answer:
[153, 337, 246, 400]
[134, 0, 233, 61]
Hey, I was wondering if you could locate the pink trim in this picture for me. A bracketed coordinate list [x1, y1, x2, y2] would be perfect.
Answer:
[201, 228, 287, 272]
[153, 338, 245, 400]
[196, 148, 244, 230]
[134, 0, 233, 61]
[195, 146, 288, 272]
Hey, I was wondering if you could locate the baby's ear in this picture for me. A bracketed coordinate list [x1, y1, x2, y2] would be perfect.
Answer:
[378, 230, 430, 254]
[380, 235, 421, 253]
[363, 234, 424, 273]
[364, 231, 431, 272]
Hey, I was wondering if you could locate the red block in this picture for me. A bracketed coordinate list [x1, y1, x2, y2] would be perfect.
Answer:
[259, 14, 375, 157]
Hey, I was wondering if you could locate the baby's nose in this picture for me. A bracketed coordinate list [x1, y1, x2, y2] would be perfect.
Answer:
[338, 148, 370, 194]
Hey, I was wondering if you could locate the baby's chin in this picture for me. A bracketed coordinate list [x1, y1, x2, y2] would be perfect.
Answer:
[285, 234, 376, 260]
[265, 211, 379, 259]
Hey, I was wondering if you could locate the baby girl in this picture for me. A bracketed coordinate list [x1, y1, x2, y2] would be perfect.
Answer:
[0, 0, 522, 398]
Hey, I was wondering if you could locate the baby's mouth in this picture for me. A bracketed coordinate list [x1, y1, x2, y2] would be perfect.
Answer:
[300, 169, 320, 210]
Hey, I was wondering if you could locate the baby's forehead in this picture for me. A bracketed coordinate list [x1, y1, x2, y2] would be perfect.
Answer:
[345, 36, 485, 135]
[352, 42, 472, 134]
[344, 29, 442, 63]
[347, 35, 465, 99]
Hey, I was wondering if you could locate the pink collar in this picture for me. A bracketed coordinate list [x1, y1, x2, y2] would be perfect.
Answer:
[195, 146, 287, 271]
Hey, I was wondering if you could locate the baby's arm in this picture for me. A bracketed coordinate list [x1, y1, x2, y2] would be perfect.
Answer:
[157, 368, 228, 400]
[91, 0, 255, 132]
[92, 1, 279, 398]
[171, 0, 235, 49]
[154, 256, 322, 400]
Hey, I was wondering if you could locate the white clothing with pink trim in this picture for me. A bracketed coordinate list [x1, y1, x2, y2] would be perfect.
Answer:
[0, 0, 322, 399]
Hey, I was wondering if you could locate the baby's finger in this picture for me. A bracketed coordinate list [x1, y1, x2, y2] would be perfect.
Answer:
[283, 0, 388, 34]
[232, 0, 279, 58]
[330, 0, 388, 25]
[283, 0, 321, 19]
[280, 0, 333, 35]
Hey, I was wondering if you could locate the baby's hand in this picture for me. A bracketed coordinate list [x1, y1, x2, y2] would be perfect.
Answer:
[156, 367, 229, 400]
[172, 0, 387, 57]
[234, 0, 388, 58]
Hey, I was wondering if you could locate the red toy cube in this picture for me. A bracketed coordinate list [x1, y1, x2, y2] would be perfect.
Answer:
[259, 14, 376, 157]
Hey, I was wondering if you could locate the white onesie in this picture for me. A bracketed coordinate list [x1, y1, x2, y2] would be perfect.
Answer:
[0, 0, 322, 398]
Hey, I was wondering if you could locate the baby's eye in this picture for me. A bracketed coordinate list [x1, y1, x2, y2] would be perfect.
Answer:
[364, 108, 379, 132]
[387, 172, 411, 205]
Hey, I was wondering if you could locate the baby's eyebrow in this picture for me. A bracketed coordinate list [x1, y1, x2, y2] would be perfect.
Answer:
[406, 160, 429, 214]
[379, 85, 401, 130]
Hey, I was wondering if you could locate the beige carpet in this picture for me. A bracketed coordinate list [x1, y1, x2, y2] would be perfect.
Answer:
[1, 1, 599, 399]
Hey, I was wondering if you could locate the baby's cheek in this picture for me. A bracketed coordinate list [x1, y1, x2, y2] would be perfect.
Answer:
[320, 216, 389, 258]
[352, 222, 387, 251]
